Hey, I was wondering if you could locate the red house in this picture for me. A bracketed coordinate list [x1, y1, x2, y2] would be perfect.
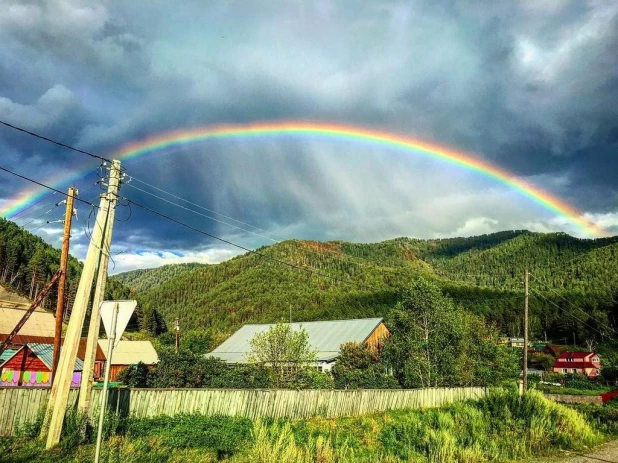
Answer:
[0, 343, 83, 387]
[552, 351, 601, 377]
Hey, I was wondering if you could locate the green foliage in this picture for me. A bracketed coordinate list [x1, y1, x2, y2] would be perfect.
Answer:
[126, 414, 252, 456]
[0, 390, 608, 462]
[14, 407, 46, 439]
[157, 329, 213, 354]
[113, 263, 208, 293]
[248, 323, 317, 388]
[0, 217, 131, 313]
[111, 232, 618, 346]
[117, 362, 151, 387]
[529, 352, 556, 370]
[384, 278, 518, 388]
[332, 342, 399, 389]
[146, 350, 273, 389]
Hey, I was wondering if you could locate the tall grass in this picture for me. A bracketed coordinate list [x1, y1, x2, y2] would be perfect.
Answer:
[3, 390, 605, 463]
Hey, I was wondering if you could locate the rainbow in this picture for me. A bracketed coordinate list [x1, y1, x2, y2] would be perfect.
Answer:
[0, 121, 605, 237]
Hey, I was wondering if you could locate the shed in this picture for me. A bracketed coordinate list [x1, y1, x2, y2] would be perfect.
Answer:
[97, 340, 159, 381]
[0, 343, 83, 387]
[206, 318, 390, 371]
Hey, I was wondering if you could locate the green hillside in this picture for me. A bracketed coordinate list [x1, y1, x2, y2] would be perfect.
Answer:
[122, 232, 618, 342]
[114, 263, 208, 293]
[0, 217, 129, 312]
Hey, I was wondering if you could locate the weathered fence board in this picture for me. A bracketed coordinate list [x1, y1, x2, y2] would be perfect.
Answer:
[0, 386, 487, 436]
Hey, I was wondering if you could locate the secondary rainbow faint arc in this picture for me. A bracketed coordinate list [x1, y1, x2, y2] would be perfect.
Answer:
[1, 121, 605, 237]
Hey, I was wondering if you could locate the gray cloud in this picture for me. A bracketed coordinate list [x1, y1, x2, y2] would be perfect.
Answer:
[1, 0, 617, 270]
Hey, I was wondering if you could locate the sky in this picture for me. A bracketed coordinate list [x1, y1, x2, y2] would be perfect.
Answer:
[0, 0, 617, 274]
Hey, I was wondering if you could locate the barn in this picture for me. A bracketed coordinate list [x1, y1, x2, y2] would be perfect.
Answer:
[97, 340, 159, 382]
[206, 318, 390, 372]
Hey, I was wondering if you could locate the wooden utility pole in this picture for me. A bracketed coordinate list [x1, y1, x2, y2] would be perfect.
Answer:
[77, 170, 119, 414]
[0, 270, 62, 357]
[51, 187, 76, 378]
[175, 318, 180, 354]
[43, 160, 122, 448]
[523, 268, 529, 393]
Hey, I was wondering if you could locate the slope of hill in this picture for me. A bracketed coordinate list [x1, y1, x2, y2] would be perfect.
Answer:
[0, 217, 130, 313]
[114, 263, 208, 293]
[123, 232, 618, 340]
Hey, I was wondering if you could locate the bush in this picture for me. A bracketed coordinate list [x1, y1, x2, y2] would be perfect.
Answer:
[126, 414, 252, 457]
[117, 362, 151, 387]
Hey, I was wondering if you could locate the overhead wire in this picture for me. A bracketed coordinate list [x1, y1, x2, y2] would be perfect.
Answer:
[0, 119, 112, 163]
[127, 174, 286, 241]
[529, 273, 616, 335]
[529, 286, 610, 339]
[123, 196, 380, 292]
[0, 165, 99, 209]
[20, 200, 65, 229]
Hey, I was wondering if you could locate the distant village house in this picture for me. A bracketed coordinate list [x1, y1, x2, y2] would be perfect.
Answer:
[206, 317, 390, 372]
[98, 340, 159, 382]
[552, 352, 601, 377]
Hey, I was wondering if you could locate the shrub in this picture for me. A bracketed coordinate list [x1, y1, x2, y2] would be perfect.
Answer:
[117, 362, 151, 387]
[126, 414, 252, 457]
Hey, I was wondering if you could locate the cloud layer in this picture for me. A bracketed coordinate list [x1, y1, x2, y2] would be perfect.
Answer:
[1, 0, 617, 271]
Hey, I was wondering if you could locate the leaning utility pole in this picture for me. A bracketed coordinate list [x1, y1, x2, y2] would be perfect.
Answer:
[51, 187, 77, 379]
[78, 175, 119, 414]
[43, 160, 122, 449]
[523, 268, 529, 393]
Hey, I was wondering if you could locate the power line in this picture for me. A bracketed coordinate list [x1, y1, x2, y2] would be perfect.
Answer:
[529, 273, 616, 335]
[124, 197, 379, 292]
[20, 200, 65, 229]
[124, 183, 279, 243]
[127, 175, 286, 241]
[0, 119, 111, 163]
[529, 287, 609, 339]
[7, 194, 55, 220]
[0, 165, 98, 209]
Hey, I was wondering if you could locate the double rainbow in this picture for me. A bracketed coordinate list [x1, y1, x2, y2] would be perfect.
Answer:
[0, 121, 605, 237]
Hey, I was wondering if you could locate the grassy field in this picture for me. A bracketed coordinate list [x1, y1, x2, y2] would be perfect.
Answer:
[0, 390, 609, 463]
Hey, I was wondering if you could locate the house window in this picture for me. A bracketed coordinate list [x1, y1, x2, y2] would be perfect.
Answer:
[566, 358, 573, 362]
[596, 369, 600, 375]
[562, 368, 567, 373]
[572, 369, 577, 374]
[592, 357, 599, 363]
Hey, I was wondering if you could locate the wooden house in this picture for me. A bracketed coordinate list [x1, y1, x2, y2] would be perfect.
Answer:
[97, 340, 159, 382]
[0, 343, 83, 387]
[206, 318, 390, 372]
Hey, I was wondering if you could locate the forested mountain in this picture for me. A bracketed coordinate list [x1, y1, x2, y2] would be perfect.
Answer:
[0, 217, 129, 314]
[113, 263, 207, 293]
[120, 232, 618, 344]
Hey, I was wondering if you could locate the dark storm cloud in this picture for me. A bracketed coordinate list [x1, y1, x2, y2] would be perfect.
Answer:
[1, 0, 617, 268]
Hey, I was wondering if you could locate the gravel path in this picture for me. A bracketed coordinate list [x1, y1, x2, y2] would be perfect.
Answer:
[531, 441, 618, 463]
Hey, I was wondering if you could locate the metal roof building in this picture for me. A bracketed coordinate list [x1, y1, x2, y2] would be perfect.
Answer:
[206, 318, 388, 366]
[0, 307, 56, 338]
[98, 340, 159, 366]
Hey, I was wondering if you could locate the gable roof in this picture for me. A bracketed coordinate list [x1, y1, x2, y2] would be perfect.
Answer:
[0, 348, 19, 367]
[0, 336, 106, 361]
[207, 318, 385, 363]
[1, 343, 84, 371]
[557, 351, 597, 360]
[97, 340, 159, 365]
[0, 307, 56, 337]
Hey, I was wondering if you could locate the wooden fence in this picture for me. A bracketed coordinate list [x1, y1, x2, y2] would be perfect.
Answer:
[0, 386, 487, 436]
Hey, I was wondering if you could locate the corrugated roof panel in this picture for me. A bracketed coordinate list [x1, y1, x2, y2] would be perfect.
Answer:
[0, 307, 56, 337]
[207, 318, 384, 363]
[27, 343, 84, 371]
[97, 340, 159, 365]
[0, 348, 19, 366]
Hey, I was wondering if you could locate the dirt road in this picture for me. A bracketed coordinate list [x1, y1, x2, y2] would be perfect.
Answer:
[532, 440, 618, 463]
